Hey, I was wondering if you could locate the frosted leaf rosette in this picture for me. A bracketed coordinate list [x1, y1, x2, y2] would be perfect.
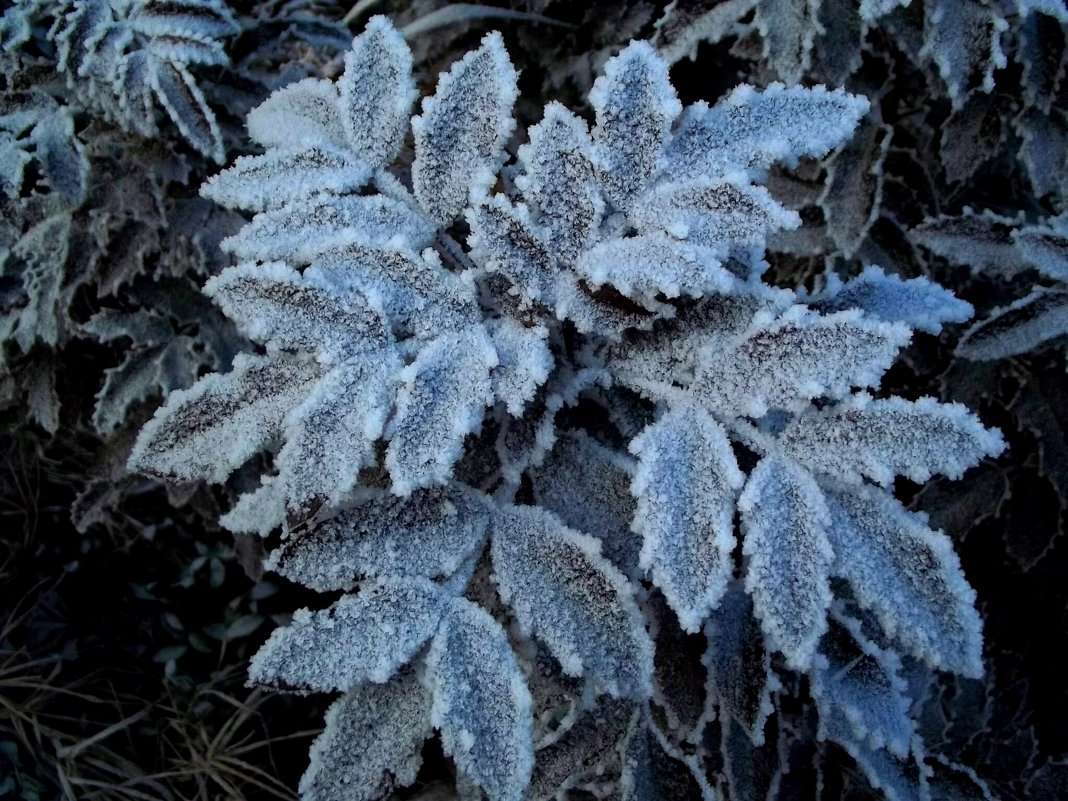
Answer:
[129, 16, 1004, 801]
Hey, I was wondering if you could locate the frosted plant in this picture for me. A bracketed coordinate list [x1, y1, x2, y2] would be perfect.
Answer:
[130, 16, 1005, 801]
[0, 0, 239, 162]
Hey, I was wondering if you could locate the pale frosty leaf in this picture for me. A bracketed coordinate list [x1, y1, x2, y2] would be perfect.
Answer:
[922, 0, 1007, 108]
[487, 318, 552, 416]
[115, 51, 158, 138]
[553, 272, 670, 339]
[299, 668, 432, 801]
[275, 350, 400, 519]
[428, 599, 534, 801]
[204, 262, 392, 360]
[221, 478, 284, 537]
[412, 32, 517, 226]
[340, 16, 416, 167]
[131, 0, 240, 39]
[246, 79, 346, 150]
[1015, 109, 1068, 199]
[490, 505, 653, 699]
[150, 59, 224, 163]
[694, 307, 910, 417]
[128, 353, 321, 483]
[819, 120, 890, 258]
[823, 483, 984, 677]
[629, 179, 800, 253]
[703, 584, 779, 745]
[221, 194, 435, 264]
[1018, 12, 1065, 113]
[466, 194, 559, 306]
[147, 32, 228, 66]
[31, 109, 88, 205]
[248, 577, 446, 691]
[311, 241, 478, 338]
[755, 0, 820, 85]
[911, 210, 1028, 279]
[575, 234, 738, 302]
[514, 103, 603, 265]
[666, 83, 869, 181]
[811, 0, 863, 86]
[811, 616, 914, 758]
[531, 430, 640, 577]
[1013, 219, 1068, 282]
[266, 485, 491, 590]
[619, 712, 712, 801]
[8, 214, 70, 352]
[92, 339, 200, 435]
[202, 148, 372, 212]
[386, 326, 497, 495]
[739, 456, 833, 671]
[780, 394, 1005, 486]
[957, 288, 1068, 360]
[810, 265, 973, 335]
[652, 0, 758, 65]
[590, 41, 681, 210]
[54, 0, 109, 77]
[630, 403, 743, 632]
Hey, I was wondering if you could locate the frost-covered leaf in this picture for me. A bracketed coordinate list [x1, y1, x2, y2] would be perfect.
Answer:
[6, 214, 70, 352]
[704, 583, 779, 747]
[205, 262, 392, 359]
[780, 394, 1005, 486]
[531, 431, 640, 577]
[299, 668, 432, 801]
[246, 79, 346, 150]
[630, 403, 743, 632]
[487, 318, 552, 416]
[428, 599, 534, 801]
[129, 353, 321, 483]
[694, 307, 910, 417]
[31, 109, 88, 205]
[150, 59, 224, 163]
[619, 712, 712, 800]
[202, 148, 372, 212]
[812, 616, 914, 757]
[922, 0, 1008, 108]
[911, 210, 1028, 279]
[1013, 219, 1068, 282]
[248, 577, 447, 691]
[515, 103, 603, 265]
[132, 0, 240, 39]
[412, 32, 517, 226]
[629, 179, 800, 254]
[652, 0, 758, 64]
[467, 194, 559, 306]
[810, 266, 973, 335]
[666, 83, 869, 181]
[386, 326, 497, 495]
[957, 288, 1068, 360]
[819, 120, 890, 258]
[340, 15, 416, 167]
[92, 338, 200, 435]
[590, 41, 681, 210]
[755, 0, 820, 85]
[739, 456, 833, 671]
[823, 484, 984, 677]
[221, 194, 435, 264]
[926, 757, 995, 801]
[491, 505, 653, 698]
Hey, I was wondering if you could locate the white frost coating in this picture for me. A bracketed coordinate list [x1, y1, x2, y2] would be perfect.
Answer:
[221, 194, 436, 264]
[811, 616, 914, 758]
[810, 266, 973, 335]
[247, 577, 447, 691]
[428, 599, 534, 801]
[299, 669, 432, 801]
[739, 456, 833, 671]
[514, 103, 604, 265]
[1017, 0, 1068, 22]
[1014, 219, 1068, 281]
[957, 288, 1068, 360]
[150, 59, 225, 163]
[128, 354, 320, 483]
[201, 147, 372, 212]
[340, 16, 416, 167]
[630, 404, 743, 632]
[590, 40, 681, 211]
[780, 394, 1005, 486]
[666, 83, 869, 180]
[859, 0, 911, 21]
[246, 79, 346, 150]
[823, 483, 984, 677]
[266, 486, 492, 590]
[275, 351, 400, 518]
[702, 584, 780, 745]
[131, 0, 240, 39]
[311, 241, 478, 338]
[575, 234, 738, 302]
[922, 0, 1008, 109]
[204, 262, 393, 361]
[694, 307, 911, 417]
[467, 194, 560, 306]
[755, 0, 820, 85]
[530, 431, 640, 577]
[487, 318, 553, 416]
[490, 505, 654, 699]
[221, 477, 284, 537]
[386, 326, 498, 495]
[411, 32, 518, 226]
[629, 178, 800, 253]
